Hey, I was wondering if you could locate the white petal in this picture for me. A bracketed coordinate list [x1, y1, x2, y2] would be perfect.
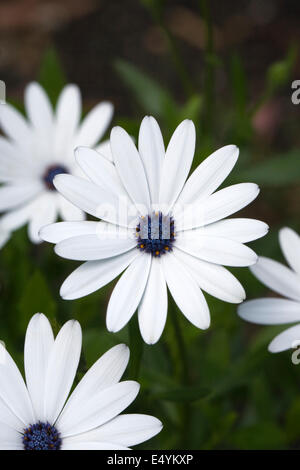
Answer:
[55, 235, 136, 261]
[24, 82, 53, 133]
[44, 320, 82, 424]
[189, 218, 269, 243]
[75, 102, 113, 148]
[95, 139, 113, 161]
[54, 84, 81, 155]
[0, 199, 37, 232]
[110, 126, 150, 214]
[0, 422, 22, 449]
[40, 221, 103, 243]
[61, 440, 129, 450]
[250, 256, 300, 302]
[57, 381, 139, 437]
[162, 252, 210, 329]
[58, 195, 85, 222]
[107, 254, 151, 332]
[54, 174, 138, 227]
[28, 193, 57, 244]
[60, 249, 138, 300]
[268, 324, 300, 353]
[176, 144, 239, 206]
[63, 414, 162, 447]
[176, 183, 260, 231]
[58, 344, 129, 422]
[0, 231, 10, 249]
[24, 314, 54, 421]
[0, 343, 34, 427]
[279, 227, 300, 275]
[0, 398, 25, 432]
[0, 182, 43, 211]
[238, 298, 300, 325]
[75, 146, 128, 198]
[57, 345, 130, 432]
[0, 103, 32, 145]
[176, 235, 257, 267]
[138, 258, 168, 344]
[0, 137, 33, 182]
[174, 247, 245, 303]
[159, 120, 195, 211]
[138, 116, 164, 204]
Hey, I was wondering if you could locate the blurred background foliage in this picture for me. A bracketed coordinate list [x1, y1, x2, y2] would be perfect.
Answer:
[0, 0, 300, 450]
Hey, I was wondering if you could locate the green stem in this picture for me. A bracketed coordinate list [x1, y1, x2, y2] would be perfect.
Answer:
[128, 316, 144, 380]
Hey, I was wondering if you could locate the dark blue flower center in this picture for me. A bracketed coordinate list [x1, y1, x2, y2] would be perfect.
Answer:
[136, 211, 175, 257]
[23, 422, 62, 450]
[43, 165, 68, 190]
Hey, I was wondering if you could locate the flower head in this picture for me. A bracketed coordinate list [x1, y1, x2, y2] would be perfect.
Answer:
[238, 227, 300, 353]
[41, 116, 268, 344]
[0, 313, 162, 450]
[0, 82, 113, 245]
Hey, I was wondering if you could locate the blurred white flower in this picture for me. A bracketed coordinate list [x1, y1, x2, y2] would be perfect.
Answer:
[40, 116, 268, 344]
[0, 82, 113, 245]
[0, 313, 162, 450]
[238, 227, 300, 353]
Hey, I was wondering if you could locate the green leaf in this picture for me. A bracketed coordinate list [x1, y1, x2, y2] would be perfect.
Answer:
[232, 151, 300, 186]
[38, 47, 67, 105]
[17, 270, 56, 334]
[154, 385, 210, 402]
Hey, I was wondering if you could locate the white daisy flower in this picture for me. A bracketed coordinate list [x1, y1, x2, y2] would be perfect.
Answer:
[40, 116, 268, 344]
[0, 82, 113, 245]
[238, 227, 300, 353]
[0, 313, 162, 450]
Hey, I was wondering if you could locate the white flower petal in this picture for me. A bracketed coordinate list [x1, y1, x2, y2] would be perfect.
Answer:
[24, 314, 54, 421]
[138, 258, 168, 344]
[28, 193, 57, 244]
[57, 381, 139, 437]
[176, 183, 260, 231]
[176, 235, 257, 267]
[75, 146, 128, 198]
[138, 116, 165, 204]
[58, 195, 85, 222]
[24, 82, 53, 133]
[159, 120, 195, 211]
[54, 174, 138, 227]
[0, 422, 22, 449]
[110, 126, 150, 214]
[60, 249, 138, 300]
[268, 324, 300, 353]
[238, 298, 300, 325]
[54, 84, 81, 156]
[250, 256, 300, 302]
[0, 137, 33, 182]
[44, 320, 82, 424]
[75, 102, 113, 148]
[162, 252, 210, 329]
[176, 145, 239, 207]
[61, 440, 129, 450]
[0, 398, 25, 432]
[57, 344, 129, 432]
[174, 247, 245, 303]
[95, 139, 113, 162]
[107, 254, 151, 332]
[0, 103, 32, 146]
[0, 182, 43, 211]
[63, 414, 162, 448]
[40, 221, 102, 243]
[0, 199, 37, 232]
[187, 218, 269, 243]
[0, 343, 34, 427]
[279, 227, 300, 275]
[55, 235, 136, 261]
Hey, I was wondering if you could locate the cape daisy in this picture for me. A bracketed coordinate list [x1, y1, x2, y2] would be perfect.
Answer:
[0, 313, 162, 450]
[0, 82, 113, 246]
[238, 227, 300, 353]
[40, 116, 268, 344]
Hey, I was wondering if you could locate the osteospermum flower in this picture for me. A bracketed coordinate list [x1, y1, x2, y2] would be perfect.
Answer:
[0, 313, 162, 450]
[0, 82, 113, 246]
[238, 227, 300, 353]
[40, 117, 268, 344]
